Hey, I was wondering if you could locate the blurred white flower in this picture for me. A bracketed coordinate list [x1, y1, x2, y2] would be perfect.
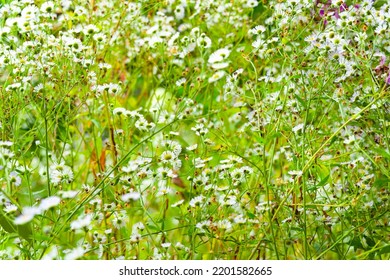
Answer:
[39, 196, 61, 212]
[208, 48, 231, 64]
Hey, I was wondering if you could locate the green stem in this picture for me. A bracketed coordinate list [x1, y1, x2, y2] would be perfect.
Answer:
[271, 85, 388, 223]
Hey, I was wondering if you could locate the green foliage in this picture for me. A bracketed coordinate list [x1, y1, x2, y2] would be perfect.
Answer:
[0, 0, 389, 260]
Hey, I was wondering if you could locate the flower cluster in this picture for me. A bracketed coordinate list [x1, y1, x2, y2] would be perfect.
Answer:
[0, 0, 388, 260]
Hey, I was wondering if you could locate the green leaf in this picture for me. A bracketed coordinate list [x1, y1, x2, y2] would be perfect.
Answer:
[317, 174, 330, 187]
[246, 212, 256, 219]
[373, 0, 388, 8]
[294, 93, 307, 109]
[363, 235, 376, 248]
[373, 147, 390, 160]
[0, 210, 16, 234]
[0, 210, 32, 242]
[378, 245, 390, 255]
[348, 237, 363, 251]
[90, 118, 102, 131]
[373, 176, 390, 188]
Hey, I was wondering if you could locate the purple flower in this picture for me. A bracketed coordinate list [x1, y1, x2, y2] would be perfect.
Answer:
[340, 3, 347, 12]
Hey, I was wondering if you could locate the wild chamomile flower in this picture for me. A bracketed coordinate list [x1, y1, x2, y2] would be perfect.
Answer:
[197, 35, 212, 49]
[292, 123, 304, 133]
[243, 0, 259, 8]
[211, 61, 230, 69]
[174, 5, 185, 20]
[113, 107, 127, 116]
[0, 147, 15, 160]
[58, 190, 79, 199]
[39, 196, 61, 212]
[121, 192, 141, 202]
[14, 206, 41, 225]
[161, 139, 182, 156]
[248, 25, 266, 36]
[160, 150, 176, 163]
[171, 199, 185, 207]
[208, 48, 231, 64]
[83, 24, 99, 36]
[103, 202, 116, 212]
[112, 212, 128, 229]
[8, 171, 21, 186]
[70, 214, 93, 231]
[208, 70, 226, 83]
[3, 203, 18, 214]
[93, 232, 107, 244]
[196, 220, 212, 233]
[230, 169, 245, 186]
[93, 32, 107, 44]
[135, 117, 155, 131]
[191, 123, 209, 136]
[288, 170, 303, 177]
[189, 195, 205, 208]
[157, 182, 172, 197]
[64, 247, 85, 260]
[186, 144, 198, 151]
[233, 214, 247, 224]
[49, 163, 74, 185]
[175, 77, 186, 87]
[216, 219, 232, 232]
[0, 141, 13, 147]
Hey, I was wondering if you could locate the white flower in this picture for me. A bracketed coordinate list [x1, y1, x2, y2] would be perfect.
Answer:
[161, 150, 176, 163]
[216, 219, 232, 232]
[8, 171, 21, 186]
[208, 48, 231, 64]
[112, 213, 128, 229]
[0, 141, 13, 146]
[233, 214, 247, 224]
[39, 196, 61, 212]
[174, 5, 185, 20]
[244, 0, 259, 8]
[343, 135, 355, 144]
[230, 169, 244, 185]
[42, 246, 59, 260]
[196, 220, 212, 233]
[249, 25, 266, 36]
[186, 144, 198, 151]
[197, 36, 212, 49]
[49, 163, 74, 185]
[161, 242, 171, 248]
[210, 61, 230, 69]
[135, 117, 155, 131]
[113, 107, 127, 116]
[292, 123, 304, 133]
[176, 77, 187, 87]
[191, 123, 209, 136]
[3, 204, 18, 214]
[232, 68, 244, 79]
[171, 200, 185, 207]
[70, 214, 93, 230]
[64, 247, 85, 260]
[208, 71, 226, 83]
[288, 170, 303, 177]
[59, 190, 79, 199]
[14, 207, 41, 225]
[83, 24, 99, 36]
[189, 195, 205, 207]
[157, 183, 172, 196]
[93, 33, 107, 43]
[252, 38, 266, 49]
[121, 192, 141, 202]
[133, 222, 145, 232]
